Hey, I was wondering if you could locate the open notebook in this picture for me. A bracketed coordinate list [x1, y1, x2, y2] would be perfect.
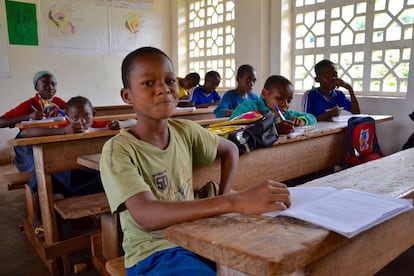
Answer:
[263, 187, 413, 238]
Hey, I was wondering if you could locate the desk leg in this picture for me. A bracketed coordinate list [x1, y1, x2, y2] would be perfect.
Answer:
[34, 145, 59, 244]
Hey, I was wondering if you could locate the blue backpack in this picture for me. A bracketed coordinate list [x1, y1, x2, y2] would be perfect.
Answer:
[345, 116, 384, 167]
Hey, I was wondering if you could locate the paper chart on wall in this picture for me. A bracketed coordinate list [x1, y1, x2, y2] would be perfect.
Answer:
[40, 0, 109, 55]
[109, 8, 161, 56]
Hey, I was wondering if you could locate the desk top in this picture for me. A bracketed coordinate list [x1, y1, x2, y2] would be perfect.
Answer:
[15, 106, 217, 129]
[164, 148, 414, 275]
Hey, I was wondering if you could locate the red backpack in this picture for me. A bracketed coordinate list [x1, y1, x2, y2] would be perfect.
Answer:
[345, 116, 384, 167]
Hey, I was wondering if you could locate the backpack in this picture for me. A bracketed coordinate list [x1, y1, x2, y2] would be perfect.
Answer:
[227, 110, 279, 155]
[345, 116, 384, 167]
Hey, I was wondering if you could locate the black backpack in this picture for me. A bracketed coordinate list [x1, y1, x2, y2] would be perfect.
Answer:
[227, 110, 278, 155]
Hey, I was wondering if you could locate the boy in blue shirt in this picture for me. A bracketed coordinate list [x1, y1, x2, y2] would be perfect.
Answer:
[302, 59, 360, 121]
[231, 75, 316, 134]
[100, 47, 291, 275]
[191, 70, 221, 108]
[214, 64, 259, 118]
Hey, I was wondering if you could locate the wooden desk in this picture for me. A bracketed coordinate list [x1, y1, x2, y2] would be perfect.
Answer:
[9, 129, 120, 275]
[15, 107, 218, 129]
[77, 115, 392, 192]
[165, 148, 414, 275]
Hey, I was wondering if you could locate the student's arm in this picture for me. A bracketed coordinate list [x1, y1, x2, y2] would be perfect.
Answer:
[21, 121, 83, 137]
[125, 180, 290, 232]
[0, 111, 44, 128]
[336, 79, 360, 114]
[216, 137, 239, 195]
[285, 110, 317, 126]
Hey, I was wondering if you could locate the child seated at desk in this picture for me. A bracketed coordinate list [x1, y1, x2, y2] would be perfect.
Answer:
[176, 72, 200, 101]
[191, 70, 221, 108]
[0, 70, 66, 234]
[100, 46, 291, 275]
[20, 95, 135, 236]
[214, 64, 259, 118]
[230, 75, 316, 134]
[302, 59, 361, 121]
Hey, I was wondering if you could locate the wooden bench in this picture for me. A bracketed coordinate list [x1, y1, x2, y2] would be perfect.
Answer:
[2, 171, 33, 190]
[54, 192, 110, 220]
[106, 256, 126, 276]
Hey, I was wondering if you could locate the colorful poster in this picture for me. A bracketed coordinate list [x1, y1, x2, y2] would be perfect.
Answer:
[97, 0, 153, 10]
[5, 0, 38, 45]
[109, 8, 162, 56]
[40, 0, 109, 55]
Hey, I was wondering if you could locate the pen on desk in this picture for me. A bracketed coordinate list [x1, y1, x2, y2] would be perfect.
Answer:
[274, 105, 286, 121]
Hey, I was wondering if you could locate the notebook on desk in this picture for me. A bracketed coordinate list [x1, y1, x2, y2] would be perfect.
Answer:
[263, 186, 413, 238]
[331, 114, 370, 123]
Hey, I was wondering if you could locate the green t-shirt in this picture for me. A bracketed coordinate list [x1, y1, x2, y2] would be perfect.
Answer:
[100, 119, 219, 268]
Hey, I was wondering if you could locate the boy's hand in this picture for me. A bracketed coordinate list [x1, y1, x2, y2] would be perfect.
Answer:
[334, 78, 353, 91]
[325, 106, 341, 117]
[108, 120, 121, 130]
[232, 180, 291, 214]
[30, 110, 45, 120]
[65, 117, 84, 133]
[290, 117, 305, 126]
[276, 120, 295, 134]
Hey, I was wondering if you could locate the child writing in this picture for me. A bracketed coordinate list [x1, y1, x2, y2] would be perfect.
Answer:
[191, 70, 222, 108]
[214, 64, 259, 118]
[20, 95, 135, 236]
[302, 59, 361, 121]
[0, 71, 66, 234]
[100, 46, 291, 275]
[230, 75, 316, 134]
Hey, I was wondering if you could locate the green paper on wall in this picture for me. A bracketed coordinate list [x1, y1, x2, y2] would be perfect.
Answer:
[5, 0, 38, 45]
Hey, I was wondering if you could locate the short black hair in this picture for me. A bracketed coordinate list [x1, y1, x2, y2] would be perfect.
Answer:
[121, 47, 172, 88]
[263, 75, 292, 90]
[66, 96, 93, 110]
[185, 72, 201, 84]
[205, 70, 221, 80]
[236, 64, 255, 78]
[314, 59, 335, 77]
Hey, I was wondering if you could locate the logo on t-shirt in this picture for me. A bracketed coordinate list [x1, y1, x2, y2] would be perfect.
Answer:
[154, 170, 168, 191]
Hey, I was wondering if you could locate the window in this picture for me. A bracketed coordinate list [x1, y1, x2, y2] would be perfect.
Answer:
[293, 0, 413, 97]
[186, 0, 235, 90]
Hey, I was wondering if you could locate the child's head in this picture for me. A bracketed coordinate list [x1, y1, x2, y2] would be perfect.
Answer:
[314, 59, 338, 91]
[261, 75, 294, 112]
[182, 72, 200, 89]
[120, 47, 178, 120]
[33, 71, 57, 100]
[236, 64, 256, 94]
[65, 96, 94, 130]
[203, 71, 221, 94]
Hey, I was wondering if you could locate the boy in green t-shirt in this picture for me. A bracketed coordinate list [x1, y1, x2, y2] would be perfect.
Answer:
[100, 46, 291, 275]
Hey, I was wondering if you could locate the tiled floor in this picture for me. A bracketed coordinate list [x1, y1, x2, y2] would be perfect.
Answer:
[0, 164, 412, 275]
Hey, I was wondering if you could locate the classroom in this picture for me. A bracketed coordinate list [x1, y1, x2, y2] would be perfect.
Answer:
[0, 0, 413, 275]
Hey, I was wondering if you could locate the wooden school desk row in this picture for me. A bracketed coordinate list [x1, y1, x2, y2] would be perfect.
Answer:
[16, 105, 217, 129]
[9, 115, 392, 275]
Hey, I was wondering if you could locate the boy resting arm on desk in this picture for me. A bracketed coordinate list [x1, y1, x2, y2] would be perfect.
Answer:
[230, 75, 316, 134]
[100, 47, 291, 275]
[302, 59, 361, 121]
[21, 96, 136, 137]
